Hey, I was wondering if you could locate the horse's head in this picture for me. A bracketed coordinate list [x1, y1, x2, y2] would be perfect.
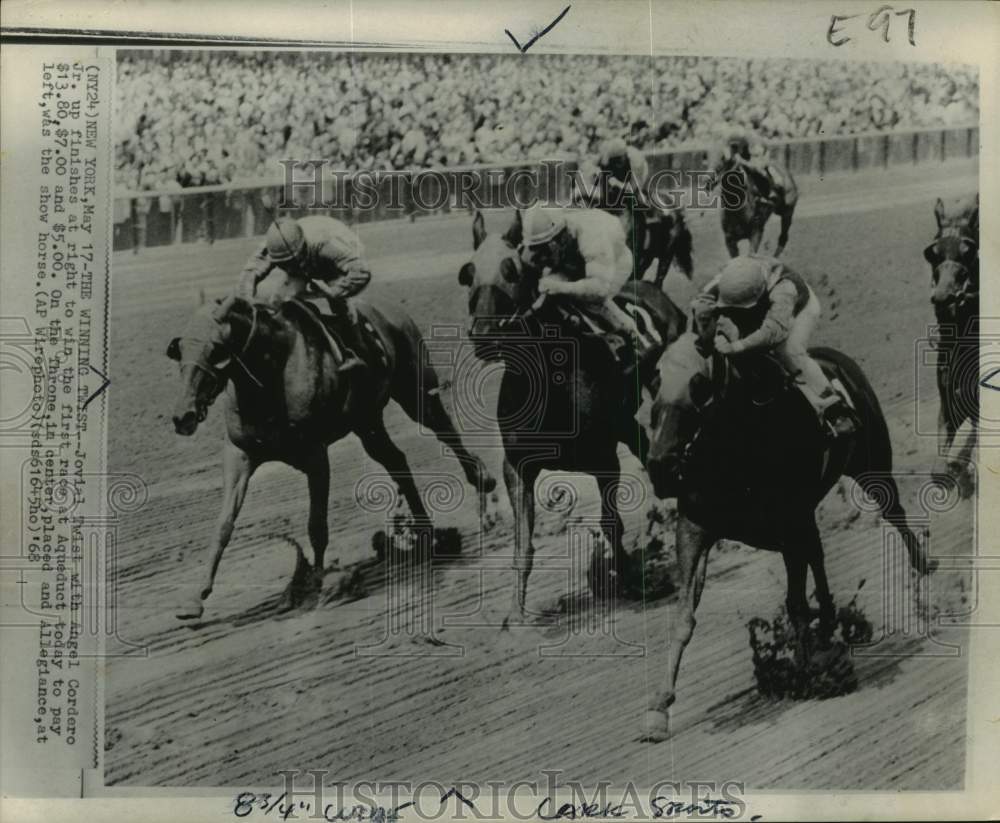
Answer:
[645, 333, 712, 498]
[457, 210, 538, 360]
[166, 295, 251, 435]
[925, 198, 979, 318]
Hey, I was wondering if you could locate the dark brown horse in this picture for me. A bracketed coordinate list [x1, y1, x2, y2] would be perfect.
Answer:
[641, 333, 935, 740]
[709, 148, 798, 258]
[574, 172, 694, 287]
[459, 211, 687, 625]
[167, 294, 497, 619]
[925, 195, 979, 498]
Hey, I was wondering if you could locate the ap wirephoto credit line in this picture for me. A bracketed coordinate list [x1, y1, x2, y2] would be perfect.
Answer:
[1, 2, 998, 821]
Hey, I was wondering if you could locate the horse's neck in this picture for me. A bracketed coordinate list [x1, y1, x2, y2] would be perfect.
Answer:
[938, 304, 979, 344]
[227, 312, 295, 402]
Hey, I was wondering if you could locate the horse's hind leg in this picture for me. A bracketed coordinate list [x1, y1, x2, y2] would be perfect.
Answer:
[855, 472, 935, 575]
[359, 422, 432, 526]
[593, 458, 626, 599]
[775, 210, 793, 257]
[653, 248, 673, 290]
[724, 232, 740, 258]
[674, 223, 694, 280]
[394, 358, 497, 496]
[177, 442, 257, 620]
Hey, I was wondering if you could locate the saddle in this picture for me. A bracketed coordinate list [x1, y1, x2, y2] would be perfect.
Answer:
[549, 296, 663, 421]
[284, 297, 389, 371]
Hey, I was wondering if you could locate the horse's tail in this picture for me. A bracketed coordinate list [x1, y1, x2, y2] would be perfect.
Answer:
[811, 346, 933, 573]
[812, 346, 892, 478]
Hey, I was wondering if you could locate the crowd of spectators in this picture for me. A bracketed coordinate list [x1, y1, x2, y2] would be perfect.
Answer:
[115, 51, 979, 192]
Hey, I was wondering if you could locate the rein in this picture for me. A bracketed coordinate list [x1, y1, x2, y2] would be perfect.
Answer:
[179, 304, 265, 391]
[498, 293, 548, 328]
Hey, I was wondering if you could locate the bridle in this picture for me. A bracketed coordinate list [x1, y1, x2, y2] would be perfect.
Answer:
[177, 304, 265, 408]
[928, 227, 979, 311]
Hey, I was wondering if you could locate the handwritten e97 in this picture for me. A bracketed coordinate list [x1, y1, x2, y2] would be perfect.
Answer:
[829, 5, 916, 47]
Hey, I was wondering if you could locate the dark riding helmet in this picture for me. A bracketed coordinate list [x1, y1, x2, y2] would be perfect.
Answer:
[266, 217, 306, 265]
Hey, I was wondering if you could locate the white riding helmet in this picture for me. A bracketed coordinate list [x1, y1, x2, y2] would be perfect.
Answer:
[716, 256, 769, 309]
[602, 136, 628, 159]
[520, 205, 567, 247]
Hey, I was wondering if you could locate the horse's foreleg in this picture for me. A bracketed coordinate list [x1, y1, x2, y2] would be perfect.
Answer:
[177, 442, 257, 620]
[800, 519, 835, 639]
[303, 449, 330, 594]
[502, 457, 538, 628]
[653, 248, 673, 289]
[643, 515, 713, 741]
[783, 549, 811, 670]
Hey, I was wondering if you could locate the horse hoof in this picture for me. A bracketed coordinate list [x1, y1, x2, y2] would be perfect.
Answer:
[175, 599, 205, 621]
[921, 556, 940, 576]
[640, 710, 670, 742]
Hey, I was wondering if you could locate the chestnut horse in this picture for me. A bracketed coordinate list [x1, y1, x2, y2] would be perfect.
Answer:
[167, 294, 496, 619]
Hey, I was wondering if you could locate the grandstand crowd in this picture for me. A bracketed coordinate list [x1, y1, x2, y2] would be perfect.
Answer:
[115, 51, 978, 192]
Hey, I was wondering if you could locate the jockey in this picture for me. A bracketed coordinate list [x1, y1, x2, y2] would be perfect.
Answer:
[598, 136, 650, 205]
[518, 204, 653, 355]
[725, 131, 784, 208]
[691, 255, 857, 438]
[237, 215, 371, 372]
[596, 136, 653, 273]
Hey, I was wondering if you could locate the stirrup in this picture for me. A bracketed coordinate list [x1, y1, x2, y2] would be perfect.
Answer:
[823, 405, 858, 439]
[337, 353, 367, 374]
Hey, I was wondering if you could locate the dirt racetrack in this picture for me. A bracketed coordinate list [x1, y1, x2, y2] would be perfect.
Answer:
[105, 160, 978, 790]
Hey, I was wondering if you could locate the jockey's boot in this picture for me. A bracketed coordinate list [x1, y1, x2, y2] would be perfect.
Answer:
[328, 302, 369, 375]
[763, 169, 785, 208]
[823, 398, 860, 439]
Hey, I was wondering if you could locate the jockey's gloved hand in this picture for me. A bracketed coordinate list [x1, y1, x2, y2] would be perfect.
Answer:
[538, 274, 567, 295]
[714, 335, 736, 355]
[715, 315, 740, 343]
[313, 279, 350, 300]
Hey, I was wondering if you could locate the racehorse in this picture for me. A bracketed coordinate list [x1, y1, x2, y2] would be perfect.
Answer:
[708, 147, 798, 258]
[622, 205, 694, 288]
[925, 195, 979, 498]
[167, 294, 497, 620]
[459, 211, 687, 625]
[640, 333, 935, 741]
[573, 171, 694, 287]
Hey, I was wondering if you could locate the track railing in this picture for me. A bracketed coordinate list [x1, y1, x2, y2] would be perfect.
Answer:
[113, 124, 978, 252]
